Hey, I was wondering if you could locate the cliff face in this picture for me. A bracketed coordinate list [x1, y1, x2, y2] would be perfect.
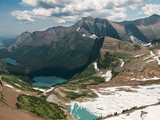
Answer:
[1, 31, 104, 78]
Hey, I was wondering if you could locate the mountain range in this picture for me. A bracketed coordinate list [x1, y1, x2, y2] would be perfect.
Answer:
[1, 14, 160, 78]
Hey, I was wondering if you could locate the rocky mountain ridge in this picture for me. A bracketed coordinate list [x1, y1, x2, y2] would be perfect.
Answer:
[1, 14, 160, 78]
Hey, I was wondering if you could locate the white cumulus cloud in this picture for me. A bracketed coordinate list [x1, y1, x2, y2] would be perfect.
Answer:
[11, 10, 34, 22]
[32, 8, 53, 18]
[139, 4, 160, 16]
[12, 0, 149, 23]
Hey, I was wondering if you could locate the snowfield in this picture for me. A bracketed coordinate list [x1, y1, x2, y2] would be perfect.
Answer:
[70, 84, 160, 118]
[105, 105, 160, 120]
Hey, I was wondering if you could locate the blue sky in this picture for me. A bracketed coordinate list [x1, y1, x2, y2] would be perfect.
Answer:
[0, 0, 160, 37]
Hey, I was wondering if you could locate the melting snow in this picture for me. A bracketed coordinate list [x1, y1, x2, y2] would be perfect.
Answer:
[43, 87, 54, 95]
[142, 43, 152, 47]
[105, 105, 160, 120]
[90, 34, 97, 39]
[150, 51, 155, 57]
[130, 35, 135, 43]
[33, 87, 54, 95]
[119, 59, 124, 67]
[16, 90, 21, 92]
[82, 34, 86, 37]
[144, 51, 155, 60]
[70, 85, 160, 118]
[155, 56, 160, 65]
[33, 87, 45, 92]
[134, 54, 144, 58]
[4, 84, 14, 88]
[94, 62, 99, 71]
[144, 50, 160, 65]
[102, 70, 112, 82]
[131, 77, 160, 81]
[130, 35, 144, 44]
[76, 27, 80, 31]
[14, 83, 21, 87]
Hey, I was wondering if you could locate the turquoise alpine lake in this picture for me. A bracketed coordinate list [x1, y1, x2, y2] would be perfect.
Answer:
[69, 103, 99, 120]
[2, 57, 19, 65]
[32, 76, 67, 87]
[147, 87, 155, 90]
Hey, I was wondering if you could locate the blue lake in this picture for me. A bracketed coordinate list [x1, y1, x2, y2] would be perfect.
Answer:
[0, 42, 5, 50]
[69, 103, 98, 120]
[2, 57, 19, 65]
[32, 76, 67, 87]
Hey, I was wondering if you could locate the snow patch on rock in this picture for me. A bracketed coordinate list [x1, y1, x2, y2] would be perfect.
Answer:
[82, 34, 85, 37]
[33, 87, 45, 92]
[131, 77, 160, 81]
[43, 87, 54, 95]
[94, 62, 99, 71]
[14, 83, 21, 87]
[4, 84, 14, 88]
[119, 59, 124, 67]
[102, 70, 112, 82]
[90, 34, 97, 39]
[134, 54, 144, 58]
[76, 27, 80, 31]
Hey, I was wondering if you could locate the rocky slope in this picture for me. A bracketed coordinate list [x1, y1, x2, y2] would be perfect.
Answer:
[120, 14, 160, 42]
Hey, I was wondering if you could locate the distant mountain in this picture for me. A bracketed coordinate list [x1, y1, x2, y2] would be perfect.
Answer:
[1, 14, 160, 78]
[119, 14, 160, 42]
[2, 37, 17, 47]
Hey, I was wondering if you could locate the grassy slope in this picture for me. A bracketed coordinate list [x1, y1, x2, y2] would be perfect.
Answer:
[1, 74, 43, 93]
[56, 64, 104, 100]
[16, 94, 66, 120]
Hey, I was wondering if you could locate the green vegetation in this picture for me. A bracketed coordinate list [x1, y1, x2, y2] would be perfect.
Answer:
[60, 76, 104, 99]
[111, 71, 120, 79]
[1, 74, 41, 93]
[133, 44, 141, 50]
[16, 94, 66, 120]
[63, 90, 97, 100]
[97, 52, 120, 69]
[57, 61, 104, 100]
[111, 52, 131, 60]
[73, 64, 97, 79]
[97, 52, 132, 69]
[62, 76, 104, 90]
